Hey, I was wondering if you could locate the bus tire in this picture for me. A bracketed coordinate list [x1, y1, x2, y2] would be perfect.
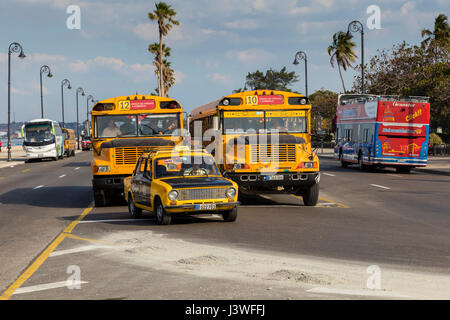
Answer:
[303, 183, 319, 206]
[222, 207, 238, 222]
[155, 198, 171, 225]
[94, 188, 107, 207]
[396, 167, 411, 174]
[71, 150, 75, 157]
[341, 159, 348, 168]
[128, 194, 142, 218]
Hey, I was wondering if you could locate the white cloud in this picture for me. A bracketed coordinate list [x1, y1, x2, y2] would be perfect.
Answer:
[11, 87, 32, 96]
[133, 23, 158, 41]
[226, 48, 273, 63]
[224, 19, 260, 30]
[207, 73, 231, 84]
[93, 56, 125, 71]
[68, 59, 89, 72]
[174, 70, 186, 84]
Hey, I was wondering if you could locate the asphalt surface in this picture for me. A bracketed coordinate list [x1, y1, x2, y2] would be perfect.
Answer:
[0, 152, 449, 299]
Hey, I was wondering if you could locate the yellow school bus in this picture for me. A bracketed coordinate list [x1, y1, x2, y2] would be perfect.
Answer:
[189, 90, 320, 206]
[91, 94, 184, 206]
[62, 128, 76, 157]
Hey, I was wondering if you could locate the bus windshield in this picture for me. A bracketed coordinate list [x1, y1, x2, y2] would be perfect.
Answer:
[24, 122, 54, 143]
[154, 156, 219, 178]
[95, 114, 180, 138]
[223, 110, 307, 134]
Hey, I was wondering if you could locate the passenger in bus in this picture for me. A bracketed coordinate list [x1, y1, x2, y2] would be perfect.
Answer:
[162, 119, 177, 134]
[102, 119, 122, 137]
[120, 118, 135, 136]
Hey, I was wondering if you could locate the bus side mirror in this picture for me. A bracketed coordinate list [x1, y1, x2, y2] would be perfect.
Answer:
[213, 116, 219, 130]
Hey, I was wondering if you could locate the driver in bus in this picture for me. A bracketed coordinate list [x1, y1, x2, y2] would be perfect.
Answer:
[102, 119, 122, 137]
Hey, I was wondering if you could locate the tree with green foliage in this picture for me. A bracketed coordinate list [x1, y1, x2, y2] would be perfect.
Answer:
[327, 31, 357, 93]
[421, 13, 450, 49]
[233, 67, 299, 92]
[148, 43, 175, 96]
[308, 89, 339, 134]
[148, 2, 179, 97]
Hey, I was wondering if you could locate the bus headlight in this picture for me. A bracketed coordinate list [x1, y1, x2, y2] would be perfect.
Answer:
[226, 187, 237, 199]
[300, 98, 307, 105]
[168, 190, 179, 201]
[304, 162, 314, 168]
[97, 165, 110, 172]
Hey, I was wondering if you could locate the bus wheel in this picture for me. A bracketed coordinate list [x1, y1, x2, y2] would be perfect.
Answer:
[222, 207, 238, 222]
[155, 199, 171, 225]
[128, 194, 142, 218]
[396, 167, 411, 174]
[94, 188, 107, 207]
[71, 150, 75, 157]
[341, 159, 348, 168]
[303, 183, 319, 206]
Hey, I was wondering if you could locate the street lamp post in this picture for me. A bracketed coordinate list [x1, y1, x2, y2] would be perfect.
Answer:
[61, 79, 72, 128]
[293, 51, 308, 98]
[347, 20, 364, 94]
[39, 65, 53, 118]
[86, 95, 94, 137]
[76, 87, 85, 150]
[7, 42, 26, 162]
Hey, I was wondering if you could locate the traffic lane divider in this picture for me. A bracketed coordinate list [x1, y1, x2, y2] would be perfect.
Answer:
[0, 204, 93, 300]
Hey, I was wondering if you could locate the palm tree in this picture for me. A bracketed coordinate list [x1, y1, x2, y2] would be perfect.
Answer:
[328, 31, 357, 93]
[148, 2, 179, 97]
[421, 14, 449, 48]
[148, 42, 171, 81]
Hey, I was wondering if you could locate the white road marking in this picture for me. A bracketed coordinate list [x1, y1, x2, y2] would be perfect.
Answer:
[13, 281, 88, 295]
[322, 172, 336, 177]
[59, 174, 66, 178]
[307, 287, 410, 298]
[33, 185, 44, 190]
[79, 218, 154, 224]
[74, 167, 80, 170]
[386, 174, 401, 178]
[370, 184, 391, 190]
[50, 245, 107, 257]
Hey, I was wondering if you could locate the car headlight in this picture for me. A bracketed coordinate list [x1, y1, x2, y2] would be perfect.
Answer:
[168, 190, 179, 201]
[226, 187, 237, 199]
[97, 165, 110, 172]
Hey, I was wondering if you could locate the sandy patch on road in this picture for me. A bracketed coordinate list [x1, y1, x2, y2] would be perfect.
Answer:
[94, 230, 450, 299]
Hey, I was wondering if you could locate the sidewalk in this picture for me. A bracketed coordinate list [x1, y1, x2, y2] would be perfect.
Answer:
[315, 148, 450, 175]
[0, 146, 85, 169]
[0, 146, 26, 168]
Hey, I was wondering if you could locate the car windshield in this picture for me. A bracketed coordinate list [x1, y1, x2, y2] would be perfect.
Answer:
[154, 156, 219, 178]
[24, 123, 54, 143]
[95, 114, 180, 138]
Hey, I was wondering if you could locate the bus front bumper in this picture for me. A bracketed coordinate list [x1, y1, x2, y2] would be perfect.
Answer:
[92, 175, 129, 193]
[225, 172, 320, 193]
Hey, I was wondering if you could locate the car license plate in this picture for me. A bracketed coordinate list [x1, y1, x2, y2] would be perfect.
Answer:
[266, 175, 283, 181]
[196, 203, 216, 210]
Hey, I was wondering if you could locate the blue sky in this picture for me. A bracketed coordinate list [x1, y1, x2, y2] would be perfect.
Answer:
[0, 0, 448, 123]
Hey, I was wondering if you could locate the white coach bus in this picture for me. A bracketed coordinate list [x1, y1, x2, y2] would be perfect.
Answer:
[21, 119, 64, 161]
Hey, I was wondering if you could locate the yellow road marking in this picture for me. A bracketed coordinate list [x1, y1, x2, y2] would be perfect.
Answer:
[0, 177, 4, 180]
[0, 204, 93, 300]
[22, 169, 30, 173]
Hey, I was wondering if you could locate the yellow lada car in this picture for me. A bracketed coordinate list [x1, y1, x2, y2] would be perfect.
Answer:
[124, 148, 239, 225]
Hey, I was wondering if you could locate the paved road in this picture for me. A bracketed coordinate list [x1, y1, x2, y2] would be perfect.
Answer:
[0, 153, 449, 299]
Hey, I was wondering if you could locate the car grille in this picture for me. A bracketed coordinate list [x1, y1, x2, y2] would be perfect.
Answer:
[250, 144, 296, 163]
[178, 188, 228, 201]
[114, 146, 173, 165]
